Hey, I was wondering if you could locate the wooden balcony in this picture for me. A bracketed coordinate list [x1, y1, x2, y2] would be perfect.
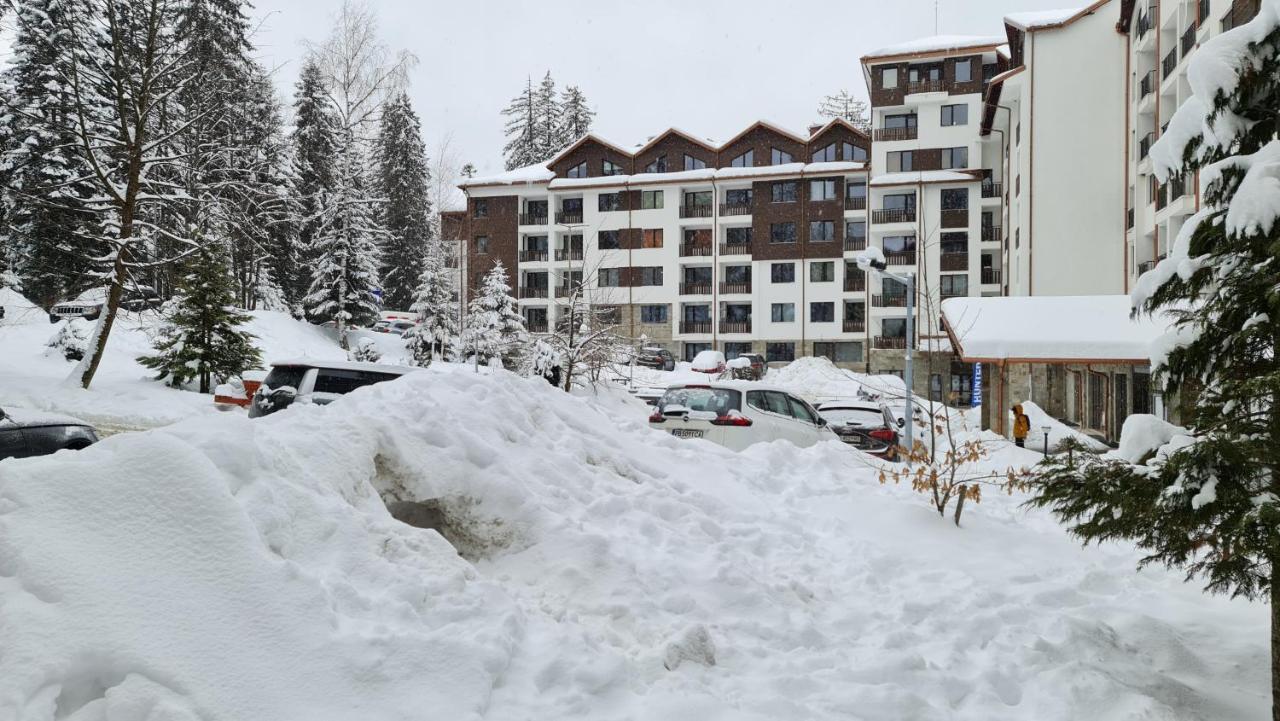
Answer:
[679, 204, 713, 219]
[981, 183, 1002, 199]
[845, 276, 866, 292]
[872, 294, 908, 308]
[719, 203, 752, 216]
[679, 243, 712, 257]
[845, 196, 867, 211]
[981, 267, 1002, 285]
[719, 242, 751, 256]
[719, 282, 751, 295]
[519, 249, 548, 263]
[940, 209, 968, 229]
[982, 225, 1001, 242]
[873, 126, 918, 142]
[940, 252, 968, 272]
[679, 320, 712, 334]
[719, 320, 752, 334]
[555, 211, 583, 225]
[554, 248, 583, 261]
[518, 213, 547, 226]
[518, 286, 548, 299]
[844, 236, 866, 252]
[884, 250, 916, 266]
[908, 79, 946, 94]
[843, 318, 866, 333]
[872, 208, 916, 224]
[874, 336, 908, 350]
[679, 282, 712, 295]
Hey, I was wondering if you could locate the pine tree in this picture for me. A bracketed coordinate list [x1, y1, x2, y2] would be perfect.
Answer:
[533, 71, 561, 160]
[461, 163, 476, 178]
[501, 76, 540, 170]
[290, 59, 341, 305]
[462, 261, 525, 366]
[817, 89, 870, 132]
[140, 241, 261, 394]
[1029, 7, 1280, 716]
[404, 238, 459, 365]
[375, 92, 433, 311]
[557, 85, 594, 149]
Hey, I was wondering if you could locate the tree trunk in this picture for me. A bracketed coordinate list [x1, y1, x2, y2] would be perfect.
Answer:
[953, 486, 967, 527]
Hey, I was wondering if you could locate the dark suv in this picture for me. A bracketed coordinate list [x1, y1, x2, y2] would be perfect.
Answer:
[731, 353, 768, 381]
[0, 408, 99, 460]
[635, 347, 676, 372]
[249, 359, 416, 418]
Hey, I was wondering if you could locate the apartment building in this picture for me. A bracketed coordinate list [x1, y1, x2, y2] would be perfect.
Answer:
[1119, 0, 1261, 291]
[458, 120, 876, 368]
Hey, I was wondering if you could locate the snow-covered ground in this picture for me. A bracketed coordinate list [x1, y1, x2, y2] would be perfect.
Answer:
[0, 360, 1268, 719]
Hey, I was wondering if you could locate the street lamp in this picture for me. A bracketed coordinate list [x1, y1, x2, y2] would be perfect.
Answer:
[855, 248, 915, 466]
[1041, 425, 1052, 458]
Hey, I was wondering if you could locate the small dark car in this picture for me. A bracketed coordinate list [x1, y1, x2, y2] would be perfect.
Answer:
[816, 401, 901, 461]
[249, 359, 415, 418]
[731, 353, 768, 381]
[635, 347, 676, 372]
[0, 407, 99, 461]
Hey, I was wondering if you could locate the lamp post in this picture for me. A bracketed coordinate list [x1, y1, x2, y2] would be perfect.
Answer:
[855, 250, 915, 466]
[1041, 425, 1052, 458]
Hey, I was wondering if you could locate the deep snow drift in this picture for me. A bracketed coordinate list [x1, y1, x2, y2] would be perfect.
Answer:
[0, 368, 1266, 720]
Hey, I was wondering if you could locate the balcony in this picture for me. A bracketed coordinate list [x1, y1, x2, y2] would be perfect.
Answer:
[845, 196, 867, 210]
[872, 208, 916, 224]
[719, 282, 752, 295]
[679, 243, 712, 257]
[874, 126, 918, 142]
[1162, 48, 1178, 79]
[940, 288, 967, 300]
[845, 275, 866, 292]
[679, 204, 713, 219]
[844, 236, 867, 252]
[555, 211, 583, 225]
[1181, 25, 1196, 57]
[1170, 174, 1187, 200]
[719, 242, 751, 256]
[719, 203, 752, 216]
[1136, 6, 1154, 37]
[1139, 132, 1155, 159]
[554, 248, 584, 262]
[884, 250, 916, 266]
[518, 249, 548, 263]
[518, 213, 547, 226]
[874, 336, 908, 350]
[1156, 183, 1169, 210]
[940, 209, 968, 228]
[1127, 207, 1135, 229]
[940, 252, 968, 272]
[679, 320, 712, 334]
[1139, 70, 1156, 99]
[981, 183, 1002, 199]
[1136, 259, 1157, 275]
[907, 79, 945, 94]
[554, 285, 577, 298]
[872, 294, 908, 308]
[982, 225, 1002, 242]
[719, 320, 752, 334]
[843, 318, 866, 333]
[526, 320, 549, 333]
[1198, 0, 1209, 26]
[679, 282, 712, 295]
[981, 267, 1002, 285]
[518, 286, 548, 299]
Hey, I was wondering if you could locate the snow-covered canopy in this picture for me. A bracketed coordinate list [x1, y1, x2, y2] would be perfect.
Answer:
[870, 170, 978, 186]
[942, 295, 1172, 362]
[1004, 5, 1093, 31]
[864, 34, 1007, 59]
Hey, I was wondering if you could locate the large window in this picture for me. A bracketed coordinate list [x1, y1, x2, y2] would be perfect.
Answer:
[813, 342, 862, 363]
[941, 188, 969, 210]
[811, 143, 836, 162]
[771, 303, 795, 322]
[598, 193, 622, 212]
[684, 228, 711, 246]
[640, 305, 668, 324]
[684, 154, 707, 170]
[845, 220, 866, 241]
[473, 199, 489, 218]
[884, 113, 917, 129]
[730, 149, 753, 167]
[954, 58, 973, 83]
[882, 317, 907, 338]
[909, 64, 941, 82]
[940, 274, 968, 296]
[883, 193, 916, 211]
[474, 235, 490, 254]
[843, 142, 868, 161]
[941, 104, 968, 126]
[727, 226, 753, 245]
[845, 179, 867, 200]
[887, 151, 914, 173]
[883, 235, 917, 253]
[810, 179, 837, 201]
[725, 188, 752, 206]
[599, 268, 623, 287]
[809, 220, 835, 242]
[941, 147, 968, 169]
[770, 222, 797, 244]
[941, 232, 968, 254]
[640, 190, 663, 209]
[641, 229, 663, 248]
[810, 261, 835, 282]
[602, 159, 625, 176]
[637, 267, 663, 286]
[810, 302, 835, 322]
[724, 265, 751, 283]
[598, 230, 621, 249]
[684, 190, 712, 208]
[771, 147, 793, 165]
[772, 181, 797, 203]
[771, 262, 795, 283]
[723, 342, 753, 359]
[766, 342, 796, 362]
[643, 156, 667, 173]
[566, 161, 587, 178]
[881, 67, 898, 89]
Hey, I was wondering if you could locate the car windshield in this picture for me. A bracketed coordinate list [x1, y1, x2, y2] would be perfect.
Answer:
[820, 407, 885, 427]
[262, 365, 308, 390]
[313, 369, 403, 395]
[658, 387, 741, 415]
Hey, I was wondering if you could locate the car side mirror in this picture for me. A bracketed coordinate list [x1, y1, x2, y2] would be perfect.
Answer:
[271, 387, 297, 401]
[817, 418, 828, 427]
[0, 408, 6, 423]
[896, 417, 906, 428]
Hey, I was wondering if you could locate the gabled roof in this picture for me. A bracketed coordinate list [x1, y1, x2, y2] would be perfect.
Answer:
[715, 119, 809, 152]
[545, 133, 633, 167]
[633, 127, 718, 156]
[1004, 0, 1112, 32]
[807, 116, 871, 142]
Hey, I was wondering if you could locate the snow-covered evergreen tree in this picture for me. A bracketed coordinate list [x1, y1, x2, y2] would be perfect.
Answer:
[461, 163, 476, 178]
[1030, 5, 1280, 714]
[140, 241, 261, 394]
[405, 238, 459, 365]
[289, 59, 341, 305]
[375, 92, 433, 311]
[462, 261, 525, 366]
[534, 71, 561, 160]
[501, 76, 540, 170]
[557, 85, 594, 148]
[817, 89, 870, 132]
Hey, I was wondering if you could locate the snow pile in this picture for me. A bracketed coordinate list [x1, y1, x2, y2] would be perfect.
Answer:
[765, 355, 907, 402]
[1108, 413, 1187, 464]
[0, 368, 1268, 718]
[1013, 400, 1109, 453]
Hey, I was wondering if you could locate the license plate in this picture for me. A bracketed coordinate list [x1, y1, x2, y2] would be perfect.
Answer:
[671, 429, 705, 439]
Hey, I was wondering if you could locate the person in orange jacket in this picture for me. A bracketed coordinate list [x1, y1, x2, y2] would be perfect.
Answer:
[1012, 404, 1030, 447]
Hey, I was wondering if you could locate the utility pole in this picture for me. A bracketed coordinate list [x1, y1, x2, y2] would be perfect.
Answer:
[857, 250, 916, 466]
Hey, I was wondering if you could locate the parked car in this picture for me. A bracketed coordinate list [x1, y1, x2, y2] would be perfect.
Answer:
[248, 359, 416, 418]
[730, 352, 768, 381]
[635, 347, 676, 372]
[649, 381, 835, 451]
[0, 407, 99, 461]
[49, 285, 161, 323]
[689, 350, 727, 375]
[373, 319, 418, 335]
[816, 400, 902, 460]
[631, 386, 666, 406]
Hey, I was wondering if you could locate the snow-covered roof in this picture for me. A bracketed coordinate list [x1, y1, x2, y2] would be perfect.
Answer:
[1004, 1, 1108, 31]
[869, 170, 979, 186]
[941, 295, 1172, 362]
[539, 162, 867, 191]
[460, 163, 555, 188]
[802, 161, 867, 174]
[632, 127, 719, 154]
[863, 34, 1007, 60]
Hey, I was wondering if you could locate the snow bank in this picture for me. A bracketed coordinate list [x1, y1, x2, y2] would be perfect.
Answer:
[765, 356, 906, 402]
[1014, 400, 1109, 453]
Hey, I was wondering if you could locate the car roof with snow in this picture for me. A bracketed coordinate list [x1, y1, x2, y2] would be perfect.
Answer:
[665, 379, 796, 394]
[1, 407, 94, 428]
[269, 358, 418, 375]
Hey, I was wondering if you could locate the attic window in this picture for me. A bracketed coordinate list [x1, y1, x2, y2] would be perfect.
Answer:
[566, 161, 588, 178]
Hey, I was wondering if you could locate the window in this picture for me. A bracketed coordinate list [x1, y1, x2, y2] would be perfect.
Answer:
[637, 266, 663, 286]
[723, 342, 753, 359]
[314, 369, 402, 395]
[809, 179, 837, 201]
[474, 235, 490, 254]
[724, 265, 751, 284]
[723, 303, 751, 322]
[909, 64, 941, 82]
[887, 151, 914, 172]
[640, 305, 668, 324]
[788, 396, 820, 424]
[845, 179, 867, 200]
[684, 154, 707, 170]
[473, 199, 488, 218]
[884, 113, 918, 129]
[597, 305, 622, 325]
[598, 193, 622, 212]
[771, 262, 795, 283]
[683, 304, 710, 321]
[567, 161, 587, 178]
[811, 143, 836, 162]
[941, 188, 968, 210]
[954, 58, 972, 83]
[809, 220, 835, 242]
[813, 342, 862, 363]
[730, 149, 754, 167]
[941, 147, 968, 169]
[603, 159, 625, 176]
[747, 390, 791, 415]
[881, 67, 898, 88]
[941, 104, 968, 126]
[766, 342, 796, 363]
[525, 199, 548, 217]
[770, 222, 797, 244]
[726, 226, 753, 245]
[810, 261, 835, 282]
[883, 235, 916, 253]
[598, 230, 621, 249]
[771, 181, 797, 203]
[882, 318, 907, 338]
[599, 268, 623, 287]
[725, 188, 752, 206]
[1016, 124, 1021, 145]
[810, 302, 835, 322]
[683, 343, 712, 362]
[640, 190, 664, 209]
[684, 228, 711, 246]
[771, 147, 793, 165]
[643, 155, 667, 173]
[845, 220, 866, 240]
[771, 303, 795, 322]
[642, 229, 663, 248]
[941, 232, 968, 254]
[843, 142, 868, 161]
[940, 274, 968, 297]
[883, 193, 916, 211]
[562, 197, 583, 214]
[684, 190, 712, 208]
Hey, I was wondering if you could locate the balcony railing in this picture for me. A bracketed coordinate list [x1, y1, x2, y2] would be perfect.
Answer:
[519, 213, 547, 226]
[554, 285, 578, 298]
[981, 183, 1002, 199]
[845, 196, 867, 210]
[554, 248, 583, 261]
[719, 242, 751, 256]
[1170, 174, 1188, 200]
[555, 211, 583, 225]
[872, 294, 908, 308]
[1181, 25, 1196, 56]
[719, 320, 752, 334]
[845, 275, 866, 292]
[981, 267, 1002, 285]
[843, 318, 866, 333]
[519, 249, 548, 262]
[884, 250, 916, 266]
[940, 209, 968, 228]
[1136, 7, 1153, 37]
[680, 204, 713, 219]
[982, 225, 1001, 242]
[1198, 0, 1209, 26]
[872, 208, 916, 224]
[1127, 207, 1135, 229]
[1156, 183, 1169, 210]
[719, 282, 752, 295]
[679, 320, 712, 334]
[679, 243, 712, 257]
[719, 203, 752, 216]
[940, 289, 967, 300]
[908, 79, 945, 94]
[1136, 259, 1157, 275]
[1139, 132, 1155, 159]
[940, 253, 968, 272]
[518, 286, 548, 299]
[1162, 48, 1178, 79]
[874, 336, 908, 350]
[525, 320, 549, 333]
[874, 126, 918, 142]
[1139, 70, 1156, 98]
[679, 282, 712, 295]
[844, 236, 867, 252]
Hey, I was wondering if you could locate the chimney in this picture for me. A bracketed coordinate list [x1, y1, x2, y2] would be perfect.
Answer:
[808, 124, 823, 136]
